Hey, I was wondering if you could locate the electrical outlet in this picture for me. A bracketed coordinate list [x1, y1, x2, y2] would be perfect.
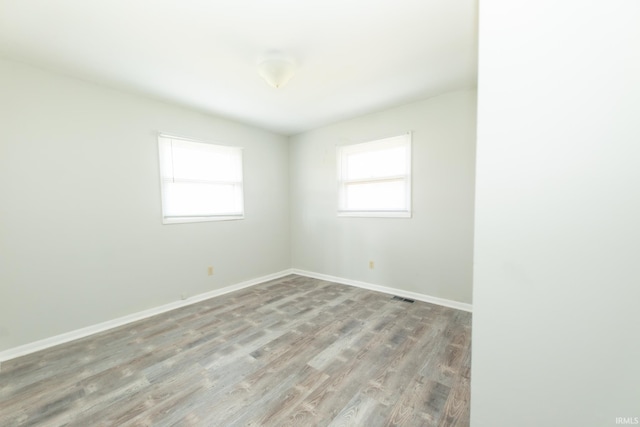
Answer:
[208, 266, 214, 276]
[369, 261, 374, 269]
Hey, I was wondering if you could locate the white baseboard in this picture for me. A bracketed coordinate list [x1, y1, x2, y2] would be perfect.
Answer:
[292, 269, 472, 313]
[0, 268, 470, 365]
[0, 269, 294, 364]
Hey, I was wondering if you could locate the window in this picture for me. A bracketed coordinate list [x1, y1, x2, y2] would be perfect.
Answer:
[158, 134, 244, 224]
[337, 133, 411, 218]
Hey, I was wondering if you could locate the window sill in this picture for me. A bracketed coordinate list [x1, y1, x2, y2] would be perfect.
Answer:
[337, 211, 412, 218]
[162, 215, 244, 224]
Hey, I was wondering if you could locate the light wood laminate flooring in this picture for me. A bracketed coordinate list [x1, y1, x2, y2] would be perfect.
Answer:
[0, 275, 471, 426]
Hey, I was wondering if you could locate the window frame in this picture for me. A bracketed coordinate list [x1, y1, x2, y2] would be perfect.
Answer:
[157, 134, 244, 224]
[336, 133, 412, 218]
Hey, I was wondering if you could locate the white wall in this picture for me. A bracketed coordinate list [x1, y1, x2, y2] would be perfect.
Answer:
[472, 2, 640, 426]
[290, 90, 477, 303]
[0, 59, 290, 352]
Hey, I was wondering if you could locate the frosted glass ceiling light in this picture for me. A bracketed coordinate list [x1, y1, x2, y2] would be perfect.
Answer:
[257, 56, 295, 89]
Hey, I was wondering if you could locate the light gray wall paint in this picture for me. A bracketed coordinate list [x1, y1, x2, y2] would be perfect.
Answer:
[0, 59, 290, 351]
[289, 90, 477, 303]
[471, 2, 640, 426]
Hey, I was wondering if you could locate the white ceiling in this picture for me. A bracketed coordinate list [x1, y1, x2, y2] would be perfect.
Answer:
[0, 0, 478, 135]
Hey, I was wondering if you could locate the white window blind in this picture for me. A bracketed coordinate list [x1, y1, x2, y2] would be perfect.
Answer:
[337, 133, 411, 217]
[158, 134, 244, 223]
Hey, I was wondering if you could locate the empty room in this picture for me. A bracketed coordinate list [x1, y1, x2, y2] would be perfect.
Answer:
[1, 1, 638, 427]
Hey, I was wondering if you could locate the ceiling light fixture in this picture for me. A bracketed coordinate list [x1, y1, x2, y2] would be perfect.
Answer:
[257, 54, 296, 89]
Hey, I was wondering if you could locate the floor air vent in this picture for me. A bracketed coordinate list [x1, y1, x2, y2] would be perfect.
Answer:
[392, 296, 415, 303]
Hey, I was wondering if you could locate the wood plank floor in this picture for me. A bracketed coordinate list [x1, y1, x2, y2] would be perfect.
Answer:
[0, 275, 472, 427]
